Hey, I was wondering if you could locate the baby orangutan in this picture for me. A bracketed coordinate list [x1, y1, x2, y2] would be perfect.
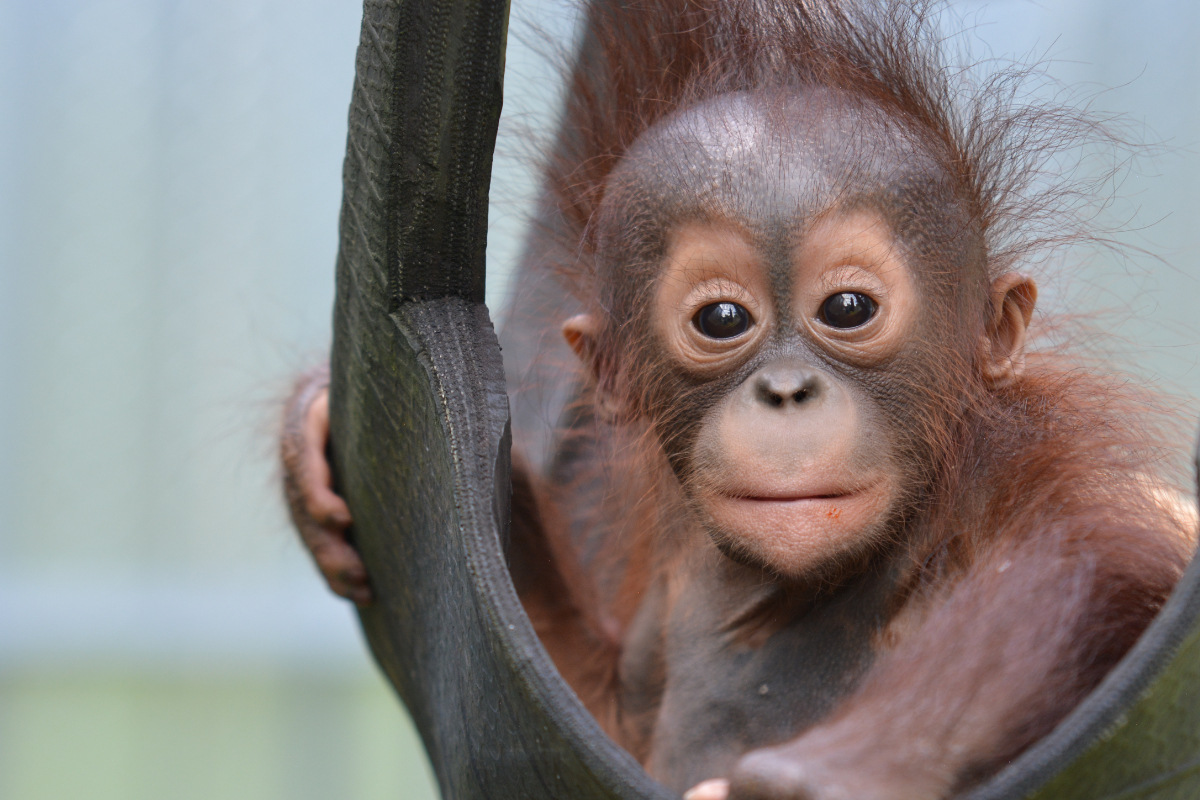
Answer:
[282, 1, 1194, 798]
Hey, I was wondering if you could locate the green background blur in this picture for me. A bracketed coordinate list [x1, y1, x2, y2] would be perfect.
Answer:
[2, 1, 1199, 799]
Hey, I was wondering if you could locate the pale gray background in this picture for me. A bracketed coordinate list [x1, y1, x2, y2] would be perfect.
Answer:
[1, 1, 1197, 799]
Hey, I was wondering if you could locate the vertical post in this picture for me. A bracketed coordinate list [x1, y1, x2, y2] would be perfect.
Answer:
[325, 1, 674, 798]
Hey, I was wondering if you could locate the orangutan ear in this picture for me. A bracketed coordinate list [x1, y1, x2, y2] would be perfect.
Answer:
[562, 313, 599, 366]
[563, 313, 630, 420]
[979, 273, 1037, 389]
[563, 312, 613, 394]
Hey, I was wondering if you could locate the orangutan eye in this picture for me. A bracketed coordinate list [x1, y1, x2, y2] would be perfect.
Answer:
[820, 292, 877, 329]
[694, 301, 752, 339]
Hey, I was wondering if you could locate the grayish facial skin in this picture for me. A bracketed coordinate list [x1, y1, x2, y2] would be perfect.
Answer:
[606, 89, 944, 242]
[582, 88, 991, 582]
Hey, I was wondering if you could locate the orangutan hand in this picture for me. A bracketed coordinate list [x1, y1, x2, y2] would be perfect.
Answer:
[281, 364, 372, 606]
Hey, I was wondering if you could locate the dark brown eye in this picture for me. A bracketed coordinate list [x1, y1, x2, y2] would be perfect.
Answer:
[820, 292, 876, 329]
[694, 301, 751, 339]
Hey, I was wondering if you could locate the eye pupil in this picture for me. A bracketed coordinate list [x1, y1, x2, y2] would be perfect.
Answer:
[694, 302, 751, 339]
[821, 292, 876, 329]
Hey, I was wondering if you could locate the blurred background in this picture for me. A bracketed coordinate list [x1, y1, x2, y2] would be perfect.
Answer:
[1, 1, 1198, 799]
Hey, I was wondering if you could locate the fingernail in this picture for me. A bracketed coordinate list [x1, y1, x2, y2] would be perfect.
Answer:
[683, 779, 730, 800]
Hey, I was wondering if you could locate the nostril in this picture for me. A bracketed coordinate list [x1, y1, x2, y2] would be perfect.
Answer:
[753, 368, 824, 409]
[755, 378, 785, 408]
[794, 376, 821, 404]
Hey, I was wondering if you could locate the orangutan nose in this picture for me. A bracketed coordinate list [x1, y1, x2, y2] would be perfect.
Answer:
[753, 363, 824, 409]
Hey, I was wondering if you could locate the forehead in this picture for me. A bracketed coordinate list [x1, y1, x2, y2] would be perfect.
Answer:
[614, 88, 946, 235]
